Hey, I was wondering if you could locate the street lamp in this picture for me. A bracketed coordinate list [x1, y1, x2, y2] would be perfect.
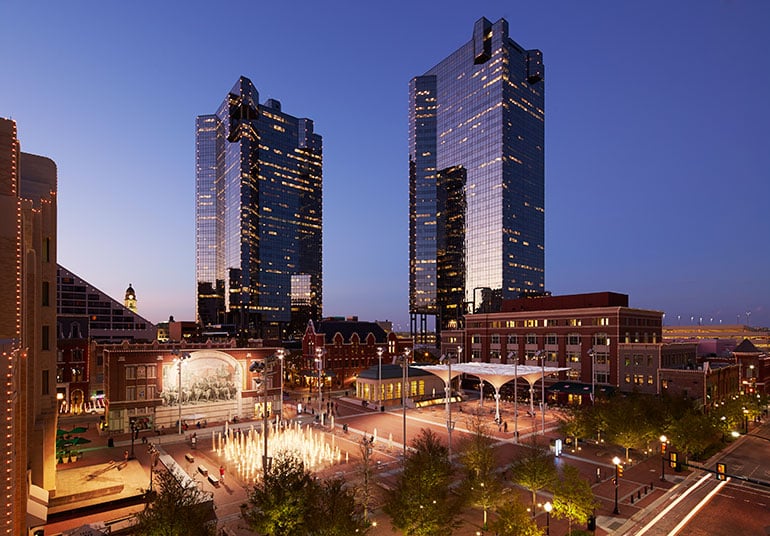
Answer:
[173, 351, 191, 435]
[377, 347, 383, 408]
[129, 420, 136, 459]
[660, 435, 667, 481]
[588, 348, 595, 405]
[249, 359, 271, 482]
[510, 350, 519, 443]
[612, 456, 621, 514]
[401, 348, 411, 462]
[315, 347, 325, 420]
[544, 501, 552, 535]
[440, 354, 455, 460]
[535, 350, 547, 435]
[276, 349, 285, 421]
[457, 345, 463, 364]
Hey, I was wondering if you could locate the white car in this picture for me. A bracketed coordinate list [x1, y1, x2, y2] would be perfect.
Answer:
[84, 401, 105, 415]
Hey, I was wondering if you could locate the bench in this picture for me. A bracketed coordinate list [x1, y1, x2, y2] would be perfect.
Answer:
[198, 465, 208, 476]
[207, 474, 220, 486]
[185, 453, 194, 463]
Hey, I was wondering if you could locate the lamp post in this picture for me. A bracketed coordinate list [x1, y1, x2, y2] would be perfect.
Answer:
[510, 351, 519, 443]
[401, 348, 411, 462]
[377, 347, 383, 408]
[173, 351, 191, 435]
[588, 348, 595, 405]
[440, 355, 454, 460]
[660, 435, 668, 481]
[457, 345, 462, 364]
[535, 350, 547, 435]
[315, 347, 324, 419]
[129, 420, 136, 459]
[544, 501, 552, 535]
[613, 456, 621, 514]
[277, 349, 285, 421]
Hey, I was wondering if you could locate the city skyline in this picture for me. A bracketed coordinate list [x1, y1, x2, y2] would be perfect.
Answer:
[2, 1, 769, 329]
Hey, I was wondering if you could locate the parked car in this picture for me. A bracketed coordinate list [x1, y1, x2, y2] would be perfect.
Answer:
[83, 401, 105, 415]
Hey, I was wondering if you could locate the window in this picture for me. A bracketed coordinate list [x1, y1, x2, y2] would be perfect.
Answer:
[524, 319, 538, 327]
[147, 385, 156, 399]
[569, 319, 582, 327]
[472, 350, 481, 360]
[599, 317, 610, 326]
[596, 372, 609, 384]
[567, 334, 580, 346]
[594, 352, 609, 365]
[507, 334, 518, 344]
[568, 352, 580, 363]
[490, 334, 500, 345]
[42, 281, 50, 306]
[624, 357, 631, 367]
[472, 335, 481, 344]
[42, 326, 50, 350]
[126, 386, 136, 400]
[126, 366, 136, 380]
[42, 370, 50, 395]
[633, 355, 643, 366]
[526, 333, 537, 345]
[137, 387, 146, 400]
[624, 374, 631, 384]
[147, 366, 157, 379]
[593, 333, 609, 346]
[634, 374, 644, 385]
[545, 334, 557, 345]
[647, 375, 654, 385]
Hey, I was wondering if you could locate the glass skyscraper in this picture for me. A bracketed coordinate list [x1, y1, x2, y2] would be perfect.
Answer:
[196, 77, 322, 339]
[409, 17, 545, 333]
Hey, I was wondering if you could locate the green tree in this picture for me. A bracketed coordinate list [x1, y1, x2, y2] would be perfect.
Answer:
[243, 453, 317, 535]
[308, 477, 370, 536]
[508, 440, 557, 510]
[133, 467, 216, 536]
[557, 406, 592, 449]
[667, 411, 719, 462]
[457, 414, 503, 529]
[605, 397, 652, 461]
[551, 464, 597, 535]
[383, 428, 462, 536]
[488, 491, 544, 536]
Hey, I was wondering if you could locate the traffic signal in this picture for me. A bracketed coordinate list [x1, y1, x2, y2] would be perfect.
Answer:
[617, 464, 624, 478]
[716, 462, 727, 481]
[587, 515, 596, 531]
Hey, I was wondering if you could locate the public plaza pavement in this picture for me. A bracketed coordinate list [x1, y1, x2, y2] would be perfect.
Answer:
[46, 393, 683, 535]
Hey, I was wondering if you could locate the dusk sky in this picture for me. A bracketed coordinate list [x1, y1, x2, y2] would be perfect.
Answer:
[2, 1, 768, 329]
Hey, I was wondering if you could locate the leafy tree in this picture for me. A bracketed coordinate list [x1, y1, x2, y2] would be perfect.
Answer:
[557, 406, 592, 449]
[457, 414, 503, 529]
[667, 411, 719, 462]
[605, 397, 652, 461]
[308, 477, 370, 536]
[552, 464, 597, 535]
[357, 436, 376, 523]
[244, 452, 368, 535]
[383, 428, 462, 536]
[488, 491, 544, 536]
[508, 439, 557, 510]
[133, 467, 216, 536]
[243, 452, 317, 535]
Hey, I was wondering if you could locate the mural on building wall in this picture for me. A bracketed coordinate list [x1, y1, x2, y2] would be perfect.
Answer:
[160, 355, 240, 406]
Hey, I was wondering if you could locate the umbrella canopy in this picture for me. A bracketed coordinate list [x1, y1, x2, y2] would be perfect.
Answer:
[69, 437, 91, 445]
[70, 426, 88, 434]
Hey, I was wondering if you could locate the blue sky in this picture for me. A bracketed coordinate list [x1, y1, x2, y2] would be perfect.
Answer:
[2, 0, 768, 329]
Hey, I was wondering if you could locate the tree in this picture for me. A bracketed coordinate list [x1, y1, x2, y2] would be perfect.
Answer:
[488, 491, 544, 536]
[605, 397, 652, 461]
[308, 477, 370, 536]
[132, 467, 216, 536]
[508, 440, 557, 510]
[552, 464, 597, 534]
[243, 453, 318, 535]
[383, 429, 462, 535]
[244, 452, 368, 535]
[457, 414, 503, 530]
[667, 411, 719, 462]
[357, 436, 376, 524]
[557, 406, 592, 450]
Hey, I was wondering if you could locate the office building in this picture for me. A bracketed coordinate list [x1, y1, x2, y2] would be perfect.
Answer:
[0, 117, 58, 534]
[196, 76, 323, 340]
[409, 17, 545, 338]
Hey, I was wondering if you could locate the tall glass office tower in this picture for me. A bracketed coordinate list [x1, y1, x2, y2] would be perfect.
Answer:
[409, 17, 545, 334]
[196, 77, 322, 339]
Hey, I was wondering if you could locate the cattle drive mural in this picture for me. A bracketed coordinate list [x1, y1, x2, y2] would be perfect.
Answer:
[160, 355, 240, 406]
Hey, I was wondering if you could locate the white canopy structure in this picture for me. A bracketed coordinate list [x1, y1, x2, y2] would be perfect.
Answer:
[414, 362, 571, 438]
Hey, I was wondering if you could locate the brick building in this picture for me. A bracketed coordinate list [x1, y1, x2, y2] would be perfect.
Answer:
[442, 292, 702, 404]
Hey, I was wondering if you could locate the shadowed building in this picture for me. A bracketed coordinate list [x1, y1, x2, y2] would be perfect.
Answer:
[0, 117, 58, 534]
[196, 77, 323, 341]
[409, 17, 545, 340]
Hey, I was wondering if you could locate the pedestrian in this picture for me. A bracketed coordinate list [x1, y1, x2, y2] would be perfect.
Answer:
[219, 465, 225, 482]
[504, 421, 508, 433]
[123, 450, 129, 464]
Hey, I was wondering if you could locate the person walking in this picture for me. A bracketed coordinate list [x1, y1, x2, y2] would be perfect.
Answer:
[219, 465, 225, 483]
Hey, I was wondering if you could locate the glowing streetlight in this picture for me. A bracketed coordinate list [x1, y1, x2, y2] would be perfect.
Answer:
[172, 350, 191, 435]
[660, 435, 668, 481]
[544, 501, 552, 535]
[612, 456, 621, 514]
[376, 347, 383, 408]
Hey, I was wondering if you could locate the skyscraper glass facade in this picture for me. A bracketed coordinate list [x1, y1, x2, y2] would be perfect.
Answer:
[196, 77, 322, 338]
[409, 17, 545, 330]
